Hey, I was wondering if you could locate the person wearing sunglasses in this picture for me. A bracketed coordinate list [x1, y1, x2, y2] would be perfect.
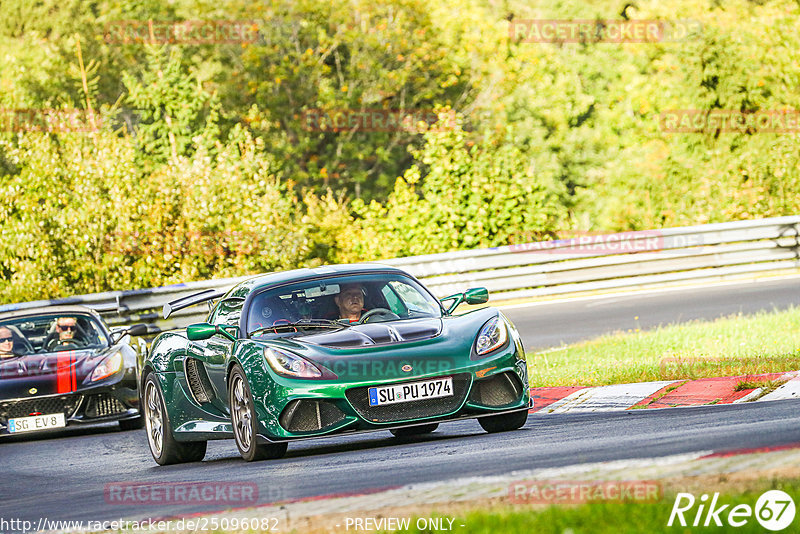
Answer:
[44, 316, 86, 352]
[0, 326, 15, 359]
[55, 317, 81, 343]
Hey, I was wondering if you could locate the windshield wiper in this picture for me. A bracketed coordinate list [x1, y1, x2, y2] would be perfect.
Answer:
[249, 319, 350, 337]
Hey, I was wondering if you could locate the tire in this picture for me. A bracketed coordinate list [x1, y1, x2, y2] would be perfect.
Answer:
[229, 365, 288, 462]
[143, 373, 207, 465]
[390, 423, 439, 438]
[119, 416, 144, 431]
[478, 409, 528, 433]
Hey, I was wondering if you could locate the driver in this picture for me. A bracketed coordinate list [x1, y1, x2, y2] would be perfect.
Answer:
[50, 316, 84, 349]
[0, 326, 16, 359]
[334, 284, 367, 323]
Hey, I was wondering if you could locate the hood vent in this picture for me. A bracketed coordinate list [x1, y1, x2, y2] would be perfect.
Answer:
[299, 319, 441, 349]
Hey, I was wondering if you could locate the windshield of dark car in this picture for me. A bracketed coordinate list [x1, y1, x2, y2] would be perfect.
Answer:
[247, 273, 443, 338]
[0, 313, 110, 357]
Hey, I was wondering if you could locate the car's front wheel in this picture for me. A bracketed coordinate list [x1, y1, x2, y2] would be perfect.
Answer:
[229, 365, 288, 462]
[478, 409, 528, 433]
[143, 373, 207, 465]
[390, 423, 439, 438]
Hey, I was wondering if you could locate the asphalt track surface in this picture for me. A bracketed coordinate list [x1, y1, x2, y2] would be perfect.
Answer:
[1, 277, 799, 528]
[504, 276, 800, 350]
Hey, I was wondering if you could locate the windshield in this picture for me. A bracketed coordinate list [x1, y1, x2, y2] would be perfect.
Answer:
[247, 273, 443, 338]
[0, 313, 110, 358]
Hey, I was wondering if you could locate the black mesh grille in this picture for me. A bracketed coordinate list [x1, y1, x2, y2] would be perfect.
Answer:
[0, 395, 82, 421]
[185, 358, 213, 403]
[279, 399, 346, 432]
[84, 393, 127, 418]
[469, 372, 523, 407]
[345, 374, 471, 423]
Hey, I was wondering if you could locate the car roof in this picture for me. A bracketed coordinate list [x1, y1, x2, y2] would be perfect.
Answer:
[226, 263, 411, 299]
[0, 304, 102, 322]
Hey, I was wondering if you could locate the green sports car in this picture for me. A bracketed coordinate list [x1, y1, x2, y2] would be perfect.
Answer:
[140, 264, 530, 464]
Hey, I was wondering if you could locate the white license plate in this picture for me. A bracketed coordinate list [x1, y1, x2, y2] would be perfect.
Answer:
[369, 377, 453, 406]
[8, 413, 66, 433]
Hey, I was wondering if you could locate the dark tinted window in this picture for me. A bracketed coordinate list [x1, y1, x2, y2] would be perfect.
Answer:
[247, 273, 442, 337]
[0, 313, 109, 356]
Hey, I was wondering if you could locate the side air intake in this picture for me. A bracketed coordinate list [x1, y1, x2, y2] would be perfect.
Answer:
[184, 358, 214, 404]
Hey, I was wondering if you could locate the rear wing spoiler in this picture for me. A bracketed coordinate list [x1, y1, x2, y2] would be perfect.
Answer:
[162, 289, 227, 319]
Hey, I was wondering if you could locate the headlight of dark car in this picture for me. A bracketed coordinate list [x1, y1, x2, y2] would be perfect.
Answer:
[89, 352, 124, 382]
[264, 347, 322, 378]
[474, 317, 508, 357]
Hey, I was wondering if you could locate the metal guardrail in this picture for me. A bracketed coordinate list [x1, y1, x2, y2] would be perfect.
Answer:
[388, 215, 800, 300]
[2, 216, 799, 332]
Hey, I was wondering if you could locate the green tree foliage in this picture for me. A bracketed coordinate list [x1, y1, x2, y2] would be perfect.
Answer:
[228, 0, 472, 199]
[0, 125, 315, 302]
[339, 119, 566, 260]
[122, 45, 217, 164]
[1, 0, 800, 303]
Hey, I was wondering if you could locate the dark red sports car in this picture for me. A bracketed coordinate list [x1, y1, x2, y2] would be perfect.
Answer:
[0, 305, 147, 435]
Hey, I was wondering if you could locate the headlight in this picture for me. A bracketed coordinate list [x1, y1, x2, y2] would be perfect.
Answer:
[89, 352, 123, 382]
[474, 317, 508, 356]
[264, 348, 322, 378]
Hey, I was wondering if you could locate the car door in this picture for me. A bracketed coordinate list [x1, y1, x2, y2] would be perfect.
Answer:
[186, 298, 243, 412]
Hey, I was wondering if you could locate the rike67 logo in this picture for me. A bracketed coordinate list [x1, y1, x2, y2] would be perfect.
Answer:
[668, 490, 796, 531]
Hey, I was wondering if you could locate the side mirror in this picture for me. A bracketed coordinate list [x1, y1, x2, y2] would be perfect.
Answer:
[464, 287, 489, 305]
[441, 287, 489, 314]
[111, 323, 149, 343]
[127, 324, 149, 337]
[187, 323, 236, 342]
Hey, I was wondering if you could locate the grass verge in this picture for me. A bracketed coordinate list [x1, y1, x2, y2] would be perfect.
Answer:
[527, 307, 800, 387]
[384, 480, 800, 534]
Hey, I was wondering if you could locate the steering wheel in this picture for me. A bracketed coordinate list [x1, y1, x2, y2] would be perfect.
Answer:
[358, 308, 400, 324]
[47, 339, 84, 352]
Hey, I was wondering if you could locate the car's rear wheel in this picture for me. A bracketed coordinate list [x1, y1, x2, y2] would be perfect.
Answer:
[390, 423, 439, 438]
[478, 409, 528, 433]
[143, 373, 207, 465]
[229, 365, 288, 462]
[119, 416, 144, 431]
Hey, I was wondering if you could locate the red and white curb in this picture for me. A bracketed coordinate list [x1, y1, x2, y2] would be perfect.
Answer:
[530, 371, 800, 414]
[540, 381, 675, 414]
[759, 371, 800, 401]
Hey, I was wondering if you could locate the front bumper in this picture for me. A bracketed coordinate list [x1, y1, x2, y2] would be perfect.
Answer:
[0, 385, 140, 435]
[256, 405, 531, 445]
[256, 349, 529, 441]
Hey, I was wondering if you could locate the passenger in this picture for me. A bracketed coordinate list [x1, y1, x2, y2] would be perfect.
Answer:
[0, 326, 15, 359]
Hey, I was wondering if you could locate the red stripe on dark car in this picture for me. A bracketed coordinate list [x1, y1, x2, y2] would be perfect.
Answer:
[56, 351, 75, 393]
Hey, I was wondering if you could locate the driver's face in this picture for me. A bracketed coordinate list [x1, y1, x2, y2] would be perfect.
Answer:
[56, 318, 77, 341]
[336, 288, 364, 317]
